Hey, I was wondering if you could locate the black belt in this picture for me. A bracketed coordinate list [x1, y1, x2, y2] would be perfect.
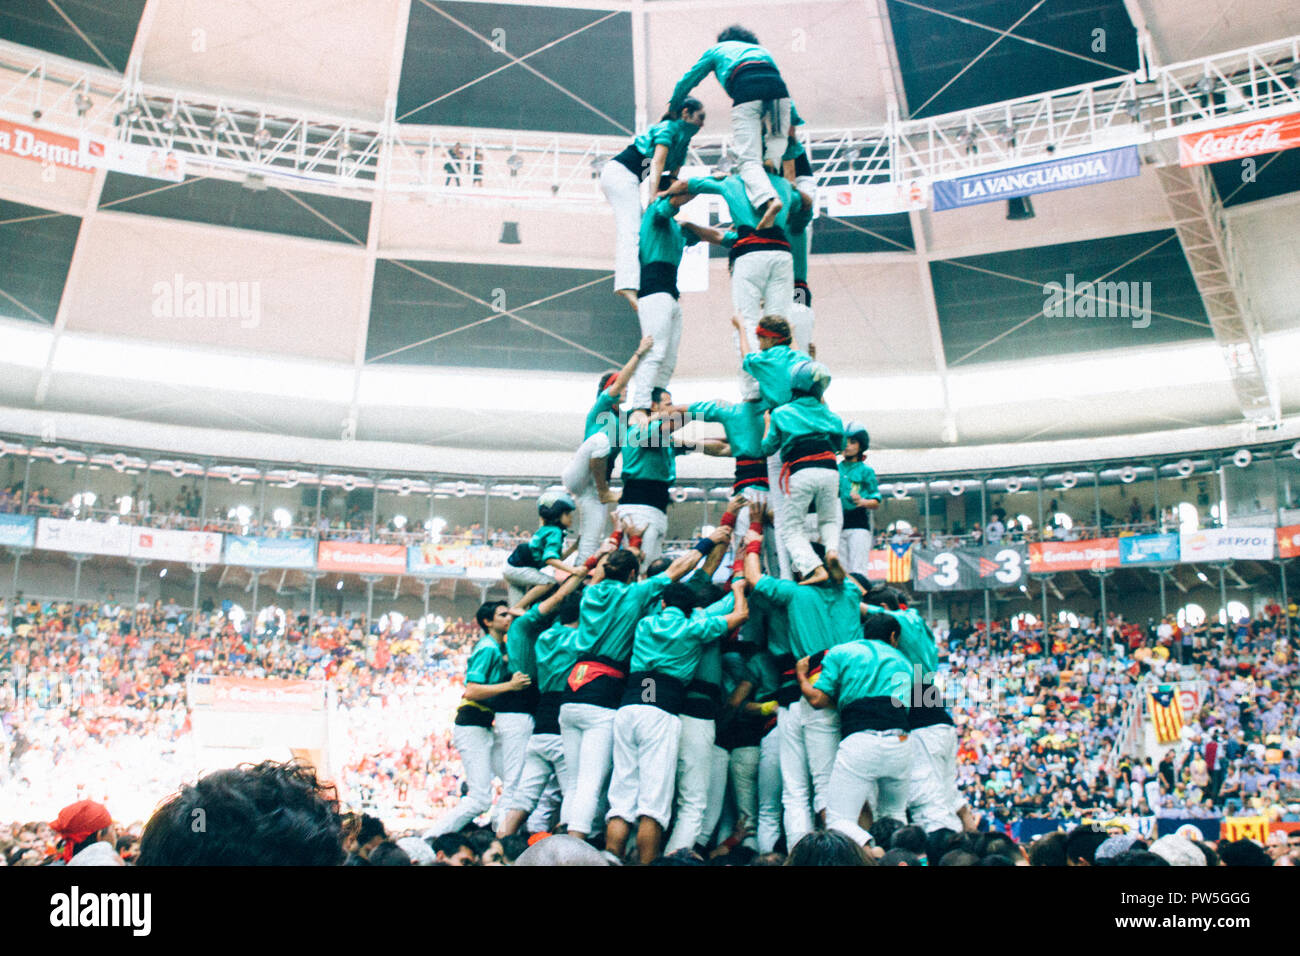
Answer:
[908, 679, 953, 728]
[533, 690, 564, 736]
[562, 654, 628, 710]
[681, 679, 723, 720]
[843, 508, 871, 531]
[620, 671, 687, 715]
[840, 696, 910, 736]
[725, 60, 789, 106]
[733, 457, 768, 493]
[638, 261, 680, 300]
[613, 143, 645, 179]
[493, 683, 538, 715]
[728, 226, 792, 265]
[620, 478, 670, 512]
[454, 701, 494, 728]
[785, 434, 839, 463]
[773, 653, 799, 705]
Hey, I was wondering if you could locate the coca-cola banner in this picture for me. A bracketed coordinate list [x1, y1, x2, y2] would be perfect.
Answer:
[1178, 113, 1300, 167]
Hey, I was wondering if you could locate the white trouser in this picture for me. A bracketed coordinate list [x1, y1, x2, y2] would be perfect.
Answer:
[906, 733, 962, 833]
[503, 565, 552, 606]
[506, 732, 566, 819]
[826, 729, 912, 846]
[913, 723, 967, 815]
[840, 528, 873, 576]
[733, 251, 795, 399]
[665, 715, 716, 853]
[781, 467, 843, 576]
[628, 292, 683, 410]
[563, 431, 612, 562]
[736, 490, 784, 578]
[778, 698, 841, 847]
[559, 702, 616, 834]
[607, 704, 681, 829]
[615, 503, 668, 569]
[528, 771, 564, 834]
[788, 300, 815, 354]
[700, 742, 730, 848]
[492, 712, 534, 826]
[730, 98, 792, 210]
[600, 160, 642, 292]
[728, 746, 761, 851]
[757, 729, 784, 853]
[766, 454, 793, 579]
[429, 723, 501, 836]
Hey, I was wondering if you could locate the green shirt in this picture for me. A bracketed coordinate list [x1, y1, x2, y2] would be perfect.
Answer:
[752, 575, 860, 659]
[630, 605, 731, 682]
[584, 389, 618, 441]
[577, 572, 673, 665]
[687, 173, 800, 233]
[506, 606, 554, 683]
[640, 197, 702, 267]
[464, 634, 508, 685]
[744, 586, 791, 657]
[620, 419, 681, 483]
[528, 524, 565, 565]
[814, 638, 914, 711]
[863, 605, 937, 674]
[670, 41, 780, 113]
[690, 590, 735, 688]
[631, 118, 699, 173]
[535, 621, 584, 694]
[839, 459, 881, 512]
[742, 344, 813, 411]
[688, 399, 766, 461]
[761, 396, 843, 458]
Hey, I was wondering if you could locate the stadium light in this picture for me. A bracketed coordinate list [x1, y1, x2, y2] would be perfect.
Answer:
[392, 515, 407, 530]
[272, 508, 293, 529]
[159, 568, 167, 578]
[336, 580, 344, 590]
[1196, 571, 1209, 583]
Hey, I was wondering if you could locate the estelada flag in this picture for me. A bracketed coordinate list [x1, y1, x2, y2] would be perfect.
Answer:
[1147, 686, 1185, 744]
[887, 541, 913, 583]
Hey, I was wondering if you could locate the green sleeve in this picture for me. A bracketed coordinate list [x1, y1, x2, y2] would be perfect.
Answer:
[701, 592, 736, 618]
[464, 642, 500, 684]
[859, 465, 881, 501]
[790, 102, 804, 127]
[687, 176, 725, 196]
[648, 196, 675, 221]
[691, 614, 732, 645]
[812, 647, 841, 701]
[754, 574, 797, 607]
[721, 230, 738, 246]
[688, 399, 728, 424]
[670, 47, 719, 113]
[760, 416, 782, 458]
[537, 526, 563, 563]
[648, 121, 675, 148]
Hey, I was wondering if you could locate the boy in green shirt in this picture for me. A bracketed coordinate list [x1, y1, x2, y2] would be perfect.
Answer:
[838, 421, 880, 576]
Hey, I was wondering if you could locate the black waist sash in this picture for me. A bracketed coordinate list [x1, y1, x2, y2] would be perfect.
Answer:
[620, 478, 670, 512]
[494, 683, 539, 715]
[614, 143, 646, 179]
[681, 679, 723, 720]
[638, 260, 680, 300]
[840, 695, 910, 736]
[533, 690, 564, 736]
[620, 671, 687, 715]
[725, 60, 789, 105]
[563, 654, 628, 710]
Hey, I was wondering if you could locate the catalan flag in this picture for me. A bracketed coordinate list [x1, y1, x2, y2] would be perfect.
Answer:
[1147, 686, 1185, 744]
[887, 540, 913, 584]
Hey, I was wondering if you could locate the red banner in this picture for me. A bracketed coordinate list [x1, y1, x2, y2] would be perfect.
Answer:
[1278, 524, 1300, 560]
[315, 540, 407, 575]
[0, 118, 93, 171]
[1027, 538, 1120, 573]
[1179, 113, 1300, 167]
[208, 676, 326, 713]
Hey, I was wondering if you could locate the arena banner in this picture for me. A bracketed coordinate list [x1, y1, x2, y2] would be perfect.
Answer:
[1027, 538, 1120, 573]
[0, 118, 94, 172]
[195, 675, 329, 713]
[79, 134, 186, 182]
[816, 179, 927, 216]
[1156, 818, 1222, 842]
[128, 527, 222, 564]
[222, 534, 317, 569]
[0, 513, 36, 549]
[863, 549, 891, 582]
[931, 145, 1140, 211]
[316, 541, 406, 575]
[1178, 112, 1300, 167]
[406, 543, 508, 580]
[913, 544, 1028, 591]
[1118, 532, 1180, 566]
[35, 517, 133, 557]
[1277, 524, 1300, 559]
[1178, 527, 1275, 563]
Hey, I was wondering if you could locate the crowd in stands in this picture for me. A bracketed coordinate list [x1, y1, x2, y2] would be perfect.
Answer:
[1, 591, 1296, 865]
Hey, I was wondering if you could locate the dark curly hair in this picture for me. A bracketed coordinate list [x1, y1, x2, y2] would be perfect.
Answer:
[137, 760, 345, 866]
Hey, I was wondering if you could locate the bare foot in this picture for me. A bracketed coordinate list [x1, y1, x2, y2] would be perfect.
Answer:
[616, 289, 639, 312]
[798, 564, 829, 586]
[756, 198, 783, 232]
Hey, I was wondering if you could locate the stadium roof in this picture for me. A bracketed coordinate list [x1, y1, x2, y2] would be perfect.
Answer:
[1, 0, 1299, 476]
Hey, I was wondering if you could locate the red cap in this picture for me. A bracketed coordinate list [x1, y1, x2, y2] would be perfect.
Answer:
[50, 800, 112, 861]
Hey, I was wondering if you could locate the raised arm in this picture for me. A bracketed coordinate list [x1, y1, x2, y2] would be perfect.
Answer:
[666, 525, 733, 582]
[605, 335, 655, 398]
[669, 47, 718, 114]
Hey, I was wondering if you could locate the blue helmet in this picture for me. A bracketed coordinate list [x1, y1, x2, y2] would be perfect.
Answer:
[790, 360, 831, 398]
[843, 421, 870, 452]
[538, 490, 576, 521]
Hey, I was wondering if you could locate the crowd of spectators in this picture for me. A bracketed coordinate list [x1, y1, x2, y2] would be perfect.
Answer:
[1, 591, 1297, 866]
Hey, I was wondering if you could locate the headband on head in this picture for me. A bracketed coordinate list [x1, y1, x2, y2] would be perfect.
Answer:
[755, 326, 790, 342]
